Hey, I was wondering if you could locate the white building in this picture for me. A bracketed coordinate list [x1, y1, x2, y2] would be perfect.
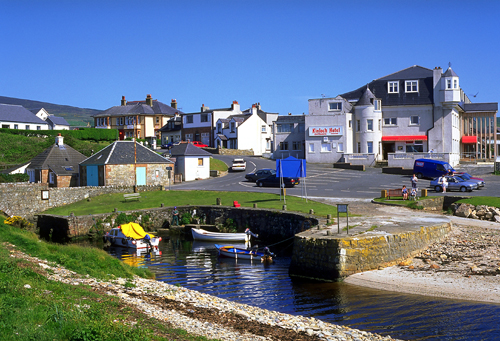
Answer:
[170, 143, 211, 181]
[0, 103, 50, 130]
[303, 65, 497, 167]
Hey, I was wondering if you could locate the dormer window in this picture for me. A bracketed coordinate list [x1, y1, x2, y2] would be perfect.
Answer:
[405, 80, 418, 93]
[328, 102, 342, 111]
[388, 81, 399, 93]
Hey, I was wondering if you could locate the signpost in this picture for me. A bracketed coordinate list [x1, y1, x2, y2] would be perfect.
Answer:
[337, 204, 349, 234]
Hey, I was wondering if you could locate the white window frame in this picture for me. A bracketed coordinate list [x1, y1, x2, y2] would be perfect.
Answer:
[277, 124, 293, 133]
[388, 81, 399, 93]
[367, 119, 373, 131]
[447, 79, 452, 89]
[328, 102, 342, 111]
[405, 80, 418, 93]
[338, 142, 344, 152]
[49, 172, 55, 184]
[308, 143, 315, 153]
[25, 125, 30, 130]
[384, 117, 397, 126]
[261, 125, 266, 132]
[374, 99, 381, 111]
[321, 143, 331, 153]
[410, 115, 420, 125]
[454, 79, 458, 89]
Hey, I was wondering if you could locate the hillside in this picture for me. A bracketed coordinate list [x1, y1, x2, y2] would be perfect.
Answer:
[0, 96, 101, 127]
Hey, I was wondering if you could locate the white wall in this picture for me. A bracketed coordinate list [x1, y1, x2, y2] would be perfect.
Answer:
[180, 156, 210, 181]
[0, 121, 49, 130]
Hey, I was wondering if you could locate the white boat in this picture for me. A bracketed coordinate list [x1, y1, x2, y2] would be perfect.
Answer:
[191, 228, 250, 242]
[104, 222, 162, 250]
[215, 244, 274, 263]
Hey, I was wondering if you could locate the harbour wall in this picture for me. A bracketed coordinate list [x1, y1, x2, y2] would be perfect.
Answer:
[289, 222, 451, 281]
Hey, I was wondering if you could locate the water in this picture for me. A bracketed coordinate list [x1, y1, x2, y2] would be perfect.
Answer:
[105, 238, 500, 341]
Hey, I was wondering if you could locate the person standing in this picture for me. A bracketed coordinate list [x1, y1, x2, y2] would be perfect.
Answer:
[171, 207, 179, 226]
[442, 176, 448, 193]
[411, 174, 418, 190]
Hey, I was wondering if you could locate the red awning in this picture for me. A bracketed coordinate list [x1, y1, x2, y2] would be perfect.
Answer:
[381, 135, 427, 142]
[461, 136, 477, 144]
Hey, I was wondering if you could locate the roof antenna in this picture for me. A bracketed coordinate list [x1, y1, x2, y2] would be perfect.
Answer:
[448, 62, 452, 68]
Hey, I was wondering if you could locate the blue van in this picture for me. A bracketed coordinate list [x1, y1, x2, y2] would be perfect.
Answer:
[413, 159, 455, 179]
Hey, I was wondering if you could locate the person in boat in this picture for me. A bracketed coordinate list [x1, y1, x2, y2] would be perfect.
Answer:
[245, 228, 258, 240]
[171, 207, 179, 226]
[143, 234, 152, 250]
[263, 247, 275, 258]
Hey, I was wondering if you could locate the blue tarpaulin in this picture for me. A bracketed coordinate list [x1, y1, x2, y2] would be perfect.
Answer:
[276, 156, 306, 178]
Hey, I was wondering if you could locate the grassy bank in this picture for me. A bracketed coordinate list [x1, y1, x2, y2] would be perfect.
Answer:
[0, 223, 215, 341]
[374, 196, 500, 209]
[43, 190, 339, 217]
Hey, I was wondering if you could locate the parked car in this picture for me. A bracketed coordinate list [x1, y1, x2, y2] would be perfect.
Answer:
[231, 158, 246, 171]
[162, 141, 181, 149]
[430, 175, 478, 192]
[191, 141, 208, 148]
[256, 175, 300, 188]
[245, 168, 276, 182]
[413, 159, 455, 179]
[454, 172, 485, 188]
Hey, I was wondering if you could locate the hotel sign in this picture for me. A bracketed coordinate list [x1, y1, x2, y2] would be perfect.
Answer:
[308, 126, 343, 137]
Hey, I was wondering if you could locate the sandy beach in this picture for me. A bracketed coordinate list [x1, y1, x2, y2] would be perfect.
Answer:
[345, 217, 500, 304]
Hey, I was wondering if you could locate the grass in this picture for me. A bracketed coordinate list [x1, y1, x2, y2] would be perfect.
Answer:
[210, 158, 229, 172]
[0, 223, 216, 341]
[43, 190, 339, 218]
[453, 196, 500, 207]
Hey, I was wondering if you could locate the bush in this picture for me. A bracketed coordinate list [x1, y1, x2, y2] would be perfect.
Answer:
[3, 216, 34, 230]
[180, 212, 191, 225]
[0, 173, 29, 183]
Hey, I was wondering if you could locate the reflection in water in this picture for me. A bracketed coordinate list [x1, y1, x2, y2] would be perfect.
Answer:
[103, 237, 500, 340]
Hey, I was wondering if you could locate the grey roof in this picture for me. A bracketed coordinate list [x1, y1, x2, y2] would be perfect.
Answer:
[216, 134, 228, 141]
[462, 103, 498, 112]
[159, 116, 182, 132]
[80, 140, 173, 165]
[340, 65, 434, 107]
[170, 143, 212, 157]
[0, 103, 48, 124]
[28, 142, 86, 176]
[356, 86, 376, 106]
[443, 67, 458, 77]
[95, 100, 184, 118]
[47, 116, 70, 126]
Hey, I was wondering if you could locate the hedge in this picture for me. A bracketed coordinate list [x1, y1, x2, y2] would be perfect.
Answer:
[0, 128, 118, 141]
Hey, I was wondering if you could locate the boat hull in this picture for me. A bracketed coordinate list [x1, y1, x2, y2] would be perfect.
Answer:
[104, 226, 161, 250]
[215, 244, 272, 262]
[191, 228, 249, 242]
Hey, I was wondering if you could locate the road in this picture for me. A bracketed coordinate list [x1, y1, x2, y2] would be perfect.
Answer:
[171, 155, 499, 199]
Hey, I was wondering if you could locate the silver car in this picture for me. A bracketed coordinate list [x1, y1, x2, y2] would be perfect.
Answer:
[430, 175, 478, 192]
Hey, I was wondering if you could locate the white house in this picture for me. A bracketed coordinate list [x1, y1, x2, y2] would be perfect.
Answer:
[30, 108, 71, 130]
[0, 103, 50, 130]
[169, 143, 211, 181]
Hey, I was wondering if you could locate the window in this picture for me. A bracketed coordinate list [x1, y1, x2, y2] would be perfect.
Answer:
[261, 125, 266, 132]
[378, 119, 381, 131]
[37, 126, 41, 130]
[384, 117, 397, 126]
[357, 120, 360, 132]
[125, 116, 136, 125]
[185, 133, 193, 141]
[230, 122, 235, 132]
[198, 158, 204, 166]
[357, 142, 361, 153]
[156, 116, 160, 124]
[447, 79, 452, 89]
[388, 81, 399, 93]
[217, 123, 222, 133]
[186, 115, 193, 124]
[348, 120, 352, 128]
[277, 124, 293, 133]
[405, 80, 418, 93]
[292, 141, 301, 150]
[454, 79, 458, 89]
[410, 116, 419, 125]
[309, 143, 315, 153]
[14, 124, 18, 129]
[367, 119, 373, 131]
[338, 142, 344, 152]
[2, 124, 9, 129]
[321, 143, 331, 152]
[25, 125, 30, 130]
[328, 102, 342, 111]
[367, 141, 373, 153]
[49, 172, 55, 184]
[279, 142, 288, 150]
[201, 114, 208, 122]
[374, 99, 381, 111]
[298, 123, 305, 132]
[117, 117, 124, 125]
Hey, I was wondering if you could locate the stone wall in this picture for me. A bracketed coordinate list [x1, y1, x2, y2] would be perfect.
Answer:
[289, 222, 451, 281]
[36, 205, 319, 243]
[0, 182, 163, 220]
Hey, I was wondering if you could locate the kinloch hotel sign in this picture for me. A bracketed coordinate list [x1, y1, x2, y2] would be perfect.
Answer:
[308, 126, 343, 137]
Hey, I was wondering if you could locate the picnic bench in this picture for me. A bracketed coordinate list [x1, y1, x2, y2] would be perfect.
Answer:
[386, 188, 403, 199]
[123, 193, 141, 201]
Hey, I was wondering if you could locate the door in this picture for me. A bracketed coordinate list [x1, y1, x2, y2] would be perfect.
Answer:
[136, 167, 146, 186]
[87, 166, 99, 186]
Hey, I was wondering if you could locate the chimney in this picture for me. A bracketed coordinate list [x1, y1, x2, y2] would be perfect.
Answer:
[231, 100, 240, 112]
[288, 112, 292, 115]
[121, 96, 127, 106]
[201, 104, 210, 112]
[171, 99, 177, 109]
[251, 104, 257, 115]
[146, 94, 153, 107]
[55, 133, 64, 146]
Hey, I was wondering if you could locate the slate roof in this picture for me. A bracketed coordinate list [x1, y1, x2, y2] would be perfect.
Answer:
[340, 65, 435, 107]
[158, 116, 182, 132]
[94, 100, 184, 117]
[443, 67, 458, 77]
[462, 103, 498, 112]
[80, 141, 173, 165]
[0, 103, 48, 124]
[169, 143, 212, 157]
[28, 142, 86, 176]
[47, 116, 70, 126]
[356, 87, 376, 106]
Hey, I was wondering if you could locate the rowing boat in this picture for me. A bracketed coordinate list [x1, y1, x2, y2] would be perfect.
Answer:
[191, 228, 249, 242]
[215, 244, 273, 263]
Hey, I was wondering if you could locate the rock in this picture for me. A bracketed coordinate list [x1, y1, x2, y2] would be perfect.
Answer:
[440, 254, 448, 260]
[399, 259, 413, 266]
[476, 209, 487, 217]
[470, 213, 479, 219]
[494, 216, 500, 223]
[430, 264, 440, 269]
[485, 212, 493, 219]
[455, 204, 472, 218]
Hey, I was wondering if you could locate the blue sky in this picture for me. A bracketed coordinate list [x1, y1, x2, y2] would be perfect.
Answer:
[1, 0, 499, 116]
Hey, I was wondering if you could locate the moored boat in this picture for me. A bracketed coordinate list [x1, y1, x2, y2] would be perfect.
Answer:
[191, 228, 252, 242]
[104, 222, 161, 250]
[215, 244, 274, 263]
